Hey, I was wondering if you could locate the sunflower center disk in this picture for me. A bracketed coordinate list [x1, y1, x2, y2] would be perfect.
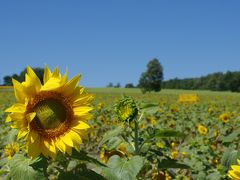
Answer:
[33, 99, 66, 129]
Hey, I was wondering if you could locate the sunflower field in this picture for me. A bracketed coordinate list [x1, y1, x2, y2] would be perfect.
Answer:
[1, 67, 240, 179]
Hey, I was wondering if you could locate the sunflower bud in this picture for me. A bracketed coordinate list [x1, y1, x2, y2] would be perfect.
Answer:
[115, 96, 138, 122]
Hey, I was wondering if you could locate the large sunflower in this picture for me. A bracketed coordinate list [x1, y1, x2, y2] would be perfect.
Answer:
[5, 66, 94, 159]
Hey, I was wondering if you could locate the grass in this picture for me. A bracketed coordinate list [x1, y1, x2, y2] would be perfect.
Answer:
[2, 87, 240, 107]
[87, 88, 240, 105]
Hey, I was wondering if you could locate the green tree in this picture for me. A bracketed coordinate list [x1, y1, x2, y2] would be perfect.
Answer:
[3, 75, 12, 85]
[138, 58, 163, 93]
[125, 83, 135, 88]
[107, 82, 113, 87]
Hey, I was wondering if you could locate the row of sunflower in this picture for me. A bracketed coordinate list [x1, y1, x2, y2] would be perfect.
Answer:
[0, 66, 240, 179]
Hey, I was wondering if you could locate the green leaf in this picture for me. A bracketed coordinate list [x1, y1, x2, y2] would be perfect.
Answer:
[103, 155, 144, 180]
[105, 137, 122, 150]
[139, 102, 159, 109]
[77, 168, 107, 180]
[3, 129, 18, 144]
[221, 149, 240, 169]
[67, 160, 78, 171]
[71, 150, 106, 167]
[206, 170, 222, 180]
[30, 155, 48, 175]
[8, 154, 47, 180]
[59, 169, 106, 180]
[153, 129, 184, 138]
[158, 159, 190, 169]
[99, 126, 124, 147]
[221, 129, 240, 143]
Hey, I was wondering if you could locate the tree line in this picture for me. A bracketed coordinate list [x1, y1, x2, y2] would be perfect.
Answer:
[3, 60, 239, 93]
[162, 71, 240, 92]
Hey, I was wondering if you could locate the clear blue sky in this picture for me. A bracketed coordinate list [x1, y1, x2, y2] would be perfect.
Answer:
[1, 1, 240, 87]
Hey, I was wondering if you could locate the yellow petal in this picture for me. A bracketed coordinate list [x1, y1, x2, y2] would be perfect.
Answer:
[74, 114, 93, 122]
[62, 75, 81, 97]
[61, 69, 68, 85]
[62, 132, 73, 147]
[17, 129, 28, 139]
[229, 170, 240, 179]
[70, 86, 85, 101]
[69, 130, 82, 144]
[9, 113, 25, 121]
[55, 139, 66, 153]
[73, 94, 95, 107]
[27, 140, 41, 158]
[26, 112, 36, 123]
[29, 130, 39, 143]
[12, 79, 26, 103]
[52, 67, 61, 79]
[22, 74, 37, 97]
[43, 65, 52, 84]
[41, 77, 62, 91]
[26, 66, 42, 93]
[43, 140, 50, 149]
[74, 144, 80, 152]
[49, 140, 57, 154]
[72, 121, 90, 130]
[65, 145, 72, 156]
[232, 165, 240, 172]
[73, 106, 93, 116]
[6, 115, 12, 122]
[5, 103, 26, 113]
[41, 140, 50, 158]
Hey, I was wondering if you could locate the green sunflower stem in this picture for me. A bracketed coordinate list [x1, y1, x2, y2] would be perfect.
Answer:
[134, 117, 139, 155]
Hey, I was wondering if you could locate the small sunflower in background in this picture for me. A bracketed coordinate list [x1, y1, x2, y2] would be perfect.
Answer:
[114, 96, 138, 122]
[5, 66, 94, 159]
[100, 147, 125, 164]
[197, 124, 208, 135]
[4, 142, 20, 159]
[219, 112, 230, 123]
[228, 159, 240, 179]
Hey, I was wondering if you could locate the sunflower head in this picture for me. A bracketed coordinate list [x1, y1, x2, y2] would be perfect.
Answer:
[100, 148, 125, 164]
[170, 151, 179, 160]
[228, 159, 240, 179]
[219, 112, 230, 123]
[5, 65, 94, 159]
[114, 96, 138, 122]
[197, 124, 208, 135]
[4, 142, 20, 159]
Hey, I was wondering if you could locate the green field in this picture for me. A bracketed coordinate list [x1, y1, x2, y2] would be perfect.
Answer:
[2, 87, 240, 105]
[1, 87, 240, 179]
[87, 88, 240, 105]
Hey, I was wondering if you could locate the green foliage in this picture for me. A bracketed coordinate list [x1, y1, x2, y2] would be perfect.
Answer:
[3, 76, 12, 86]
[99, 126, 124, 147]
[8, 154, 47, 180]
[158, 159, 190, 169]
[125, 83, 135, 88]
[71, 150, 106, 167]
[221, 128, 240, 143]
[139, 102, 159, 109]
[154, 129, 185, 138]
[139, 58, 163, 93]
[163, 70, 240, 92]
[58, 163, 106, 180]
[103, 155, 144, 180]
[2, 88, 240, 179]
[221, 149, 240, 169]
